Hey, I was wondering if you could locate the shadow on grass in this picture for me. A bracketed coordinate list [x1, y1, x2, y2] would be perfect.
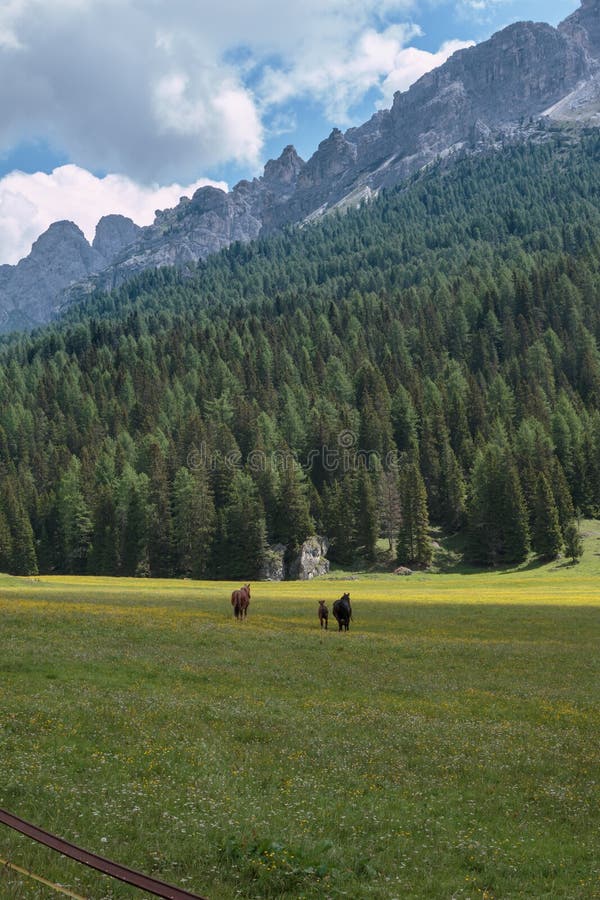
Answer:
[496, 557, 553, 575]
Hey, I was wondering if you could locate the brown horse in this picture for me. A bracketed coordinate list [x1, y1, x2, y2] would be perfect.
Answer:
[332, 592, 352, 631]
[231, 584, 251, 620]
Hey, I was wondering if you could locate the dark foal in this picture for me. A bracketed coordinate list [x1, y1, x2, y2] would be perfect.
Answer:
[318, 600, 329, 630]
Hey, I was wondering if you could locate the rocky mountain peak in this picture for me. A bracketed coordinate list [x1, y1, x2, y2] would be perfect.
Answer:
[0, 220, 105, 330]
[92, 214, 142, 262]
[189, 184, 229, 215]
[262, 145, 305, 187]
[300, 128, 357, 184]
[31, 220, 87, 253]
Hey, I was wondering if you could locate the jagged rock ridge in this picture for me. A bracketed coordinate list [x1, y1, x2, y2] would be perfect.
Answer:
[1, 0, 599, 331]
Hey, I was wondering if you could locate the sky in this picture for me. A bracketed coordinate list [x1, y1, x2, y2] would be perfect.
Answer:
[0, 0, 579, 266]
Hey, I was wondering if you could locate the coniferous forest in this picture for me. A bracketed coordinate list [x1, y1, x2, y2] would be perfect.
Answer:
[3, 130, 600, 577]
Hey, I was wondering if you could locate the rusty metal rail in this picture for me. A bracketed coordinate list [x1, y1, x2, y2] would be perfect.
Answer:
[0, 808, 209, 900]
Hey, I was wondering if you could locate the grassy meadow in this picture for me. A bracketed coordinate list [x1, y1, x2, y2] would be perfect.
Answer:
[1, 527, 600, 899]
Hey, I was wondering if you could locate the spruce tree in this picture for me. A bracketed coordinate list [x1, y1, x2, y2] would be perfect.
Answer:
[90, 486, 118, 575]
[273, 461, 314, 550]
[467, 449, 497, 566]
[354, 465, 379, 562]
[391, 386, 419, 454]
[552, 460, 575, 535]
[117, 466, 151, 577]
[378, 468, 402, 552]
[500, 461, 531, 564]
[467, 445, 529, 566]
[218, 471, 267, 579]
[532, 473, 563, 560]
[8, 496, 38, 576]
[0, 507, 13, 572]
[322, 478, 356, 566]
[564, 521, 583, 563]
[397, 463, 432, 567]
[172, 466, 216, 577]
[144, 438, 173, 577]
[438, 443, 467, 533]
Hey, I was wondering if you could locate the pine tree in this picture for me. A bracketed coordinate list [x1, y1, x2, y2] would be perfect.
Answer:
[322, 478, 356, 566]
[532, 473, 563, 560]
[144, 438, 173, 577]
[6, 492, 38, 576]
[564, 521, 583, 563]
[56, 458, 93, 573]
[501, 461, 531, 564]
[391, 386, 419, 454]
[552, 459, 575, 535]
[467, 445, 530, 566]
[172, 466, 216, 577]
[378, 468, 402, 552]
[89, 486, 118, 575]
[117, 466, 151, 577]
[397, 463, 432, 567]
[273, 461, 314, 550]
[218, 471, 267, 579]
[354, 465, 379, 562]
[0, 507, 13, 572]
[438, 443, 467, 533]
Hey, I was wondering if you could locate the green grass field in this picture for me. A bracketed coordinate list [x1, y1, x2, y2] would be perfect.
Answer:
[1, 526, 600, 899]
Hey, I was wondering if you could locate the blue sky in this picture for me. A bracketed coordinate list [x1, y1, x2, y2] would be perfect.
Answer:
[0, 0, 579, 264]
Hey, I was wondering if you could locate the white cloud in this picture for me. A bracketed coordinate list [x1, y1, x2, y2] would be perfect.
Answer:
[0, 165, 227, 265]
[0, 0, 474, 183]
[0, 0, 266, 183]
[260, 24, 426, 123]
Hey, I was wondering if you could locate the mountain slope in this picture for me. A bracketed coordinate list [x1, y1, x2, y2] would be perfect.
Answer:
[1, 0, 599, 330]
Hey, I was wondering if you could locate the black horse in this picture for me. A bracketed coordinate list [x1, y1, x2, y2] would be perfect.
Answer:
[332, 593, 352, 632]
